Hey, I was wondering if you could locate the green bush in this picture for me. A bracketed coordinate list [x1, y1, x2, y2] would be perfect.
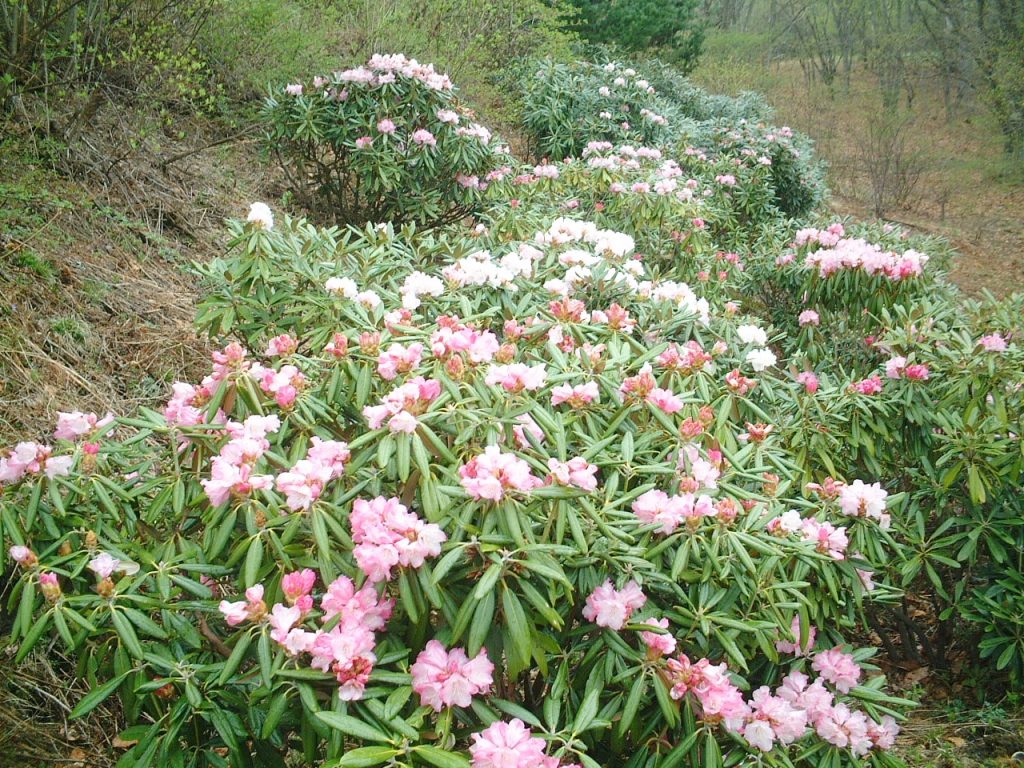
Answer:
[262, 54, 513, 227]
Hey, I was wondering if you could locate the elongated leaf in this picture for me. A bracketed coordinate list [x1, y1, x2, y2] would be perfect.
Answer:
[316, 712, 392, 743]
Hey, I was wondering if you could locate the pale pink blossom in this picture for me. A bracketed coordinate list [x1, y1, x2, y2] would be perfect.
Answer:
[583, 580, 646, 630]
[411, 640, 494, 711]
[470, 719, 558, 768]
[812, 647, 862, 693]
[550, 382, 599, 407]
[546, 457, 598, 491]
[979, 333, 1007, 352]
[88, 552, 120, 579]
[485, 363, 547, 393]
[459, 446, 543, 501]
[639, 617, 677, 656]
[798, 310, 820, 326]
[350, 496, 446, 582]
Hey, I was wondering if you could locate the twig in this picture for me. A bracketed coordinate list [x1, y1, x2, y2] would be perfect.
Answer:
[159, 127, 259, 172]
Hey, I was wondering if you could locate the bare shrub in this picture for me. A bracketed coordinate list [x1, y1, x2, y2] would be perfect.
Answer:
[858, 113, 927, 217]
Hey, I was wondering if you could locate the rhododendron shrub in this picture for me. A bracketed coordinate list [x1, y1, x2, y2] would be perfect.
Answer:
[517, 57, 825, 224]
[263, 53, 512, 227]
[2, 196, 916, 768]
[735, 209, 1024, 683]
[520, 59, 681, 161]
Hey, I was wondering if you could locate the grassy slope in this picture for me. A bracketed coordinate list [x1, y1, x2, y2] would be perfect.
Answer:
[0, 116, 275, 443]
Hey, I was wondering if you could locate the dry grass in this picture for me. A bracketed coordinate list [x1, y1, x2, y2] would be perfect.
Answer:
[691, 58, 1024, 297]
[0, 644, 121, 768]
[0, 99, 279, 443]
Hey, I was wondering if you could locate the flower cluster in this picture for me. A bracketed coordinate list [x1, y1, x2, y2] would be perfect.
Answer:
[275, 437, 350, 511]
[350, 496, 446, 582]
[459, 445, 543, 501]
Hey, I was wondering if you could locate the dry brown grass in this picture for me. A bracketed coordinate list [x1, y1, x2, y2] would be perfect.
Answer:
[692, 58, 1024, 297]
[0, 644, 121, 768]
[0, 100, 280, 443]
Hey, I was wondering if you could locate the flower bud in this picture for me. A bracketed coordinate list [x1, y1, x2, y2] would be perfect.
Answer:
[9, 545, 36, 568]
[39, 572, 62, 602]
[96, 577, 115, 598]
[495, 343, 517, 364]
[445, 355, 465, 381]
[358, 331, 381, 356]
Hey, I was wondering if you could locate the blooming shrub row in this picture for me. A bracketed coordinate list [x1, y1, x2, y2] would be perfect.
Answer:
[2, 193, 913, 767]
[517, 58, 825, 221]
[4, 50, 1023, 768]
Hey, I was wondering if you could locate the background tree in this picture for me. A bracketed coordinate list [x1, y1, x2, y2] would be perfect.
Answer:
[568, 0, 705, 71]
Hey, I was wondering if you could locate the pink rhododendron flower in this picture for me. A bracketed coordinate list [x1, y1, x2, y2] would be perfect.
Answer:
[904, 363, 929, 380]
[364, 377, 441, 433]
[647, 388, 683, 413]
[801, 518, 849, 560]
[88, 552, 120, 579]
[546, 457, 598, 491]
[797, 371, 820, 394]
[0, 441, 74, 484]
[485, 363, 547, 392]
[376, 118, 396, 134]
[639, 617, 677, 656]
[219, 584, 266, 626]
[632, 490, 714, 534]
[551, 382, 599, 407]
[411, 128, 436, 147]
[838, 480, 890, 527]
[265, 334, 298, 357]
[666, 655, 749, 730]
[350, 496, 446, 582]
[54, 411, 114, 441]
[320, 574, 393, 630]
[411, 640, 494, 711]
[459, 445, 543, 501]
[9, 545, 36, 567]
[377, 342, 424, 380]
[470, 719, 558, 768]
[885, 356, 907, 379]
[742, 686, 808, 751]
[282, 568, 317, 609]
[979, 333, 1007, 352]
[582, 579, 646, 630]
[812, 647, 862, 693]
[815, 703, 873, 755]
[799, 309, 820, 326]
[851, 375, 883, 395]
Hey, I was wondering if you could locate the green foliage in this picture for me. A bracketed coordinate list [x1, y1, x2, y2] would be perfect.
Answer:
[261, 55, 512, 227]
[567, 0, 704, 71]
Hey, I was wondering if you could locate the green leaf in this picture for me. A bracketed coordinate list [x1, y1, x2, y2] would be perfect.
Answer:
[218, 631, 253, 685]
[327, 747, 400, 767]
[413, 745, 471, 768]
[70, 671, 131, 719]
[316, 712, 392, 743]
[112, 609, 145, 659]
